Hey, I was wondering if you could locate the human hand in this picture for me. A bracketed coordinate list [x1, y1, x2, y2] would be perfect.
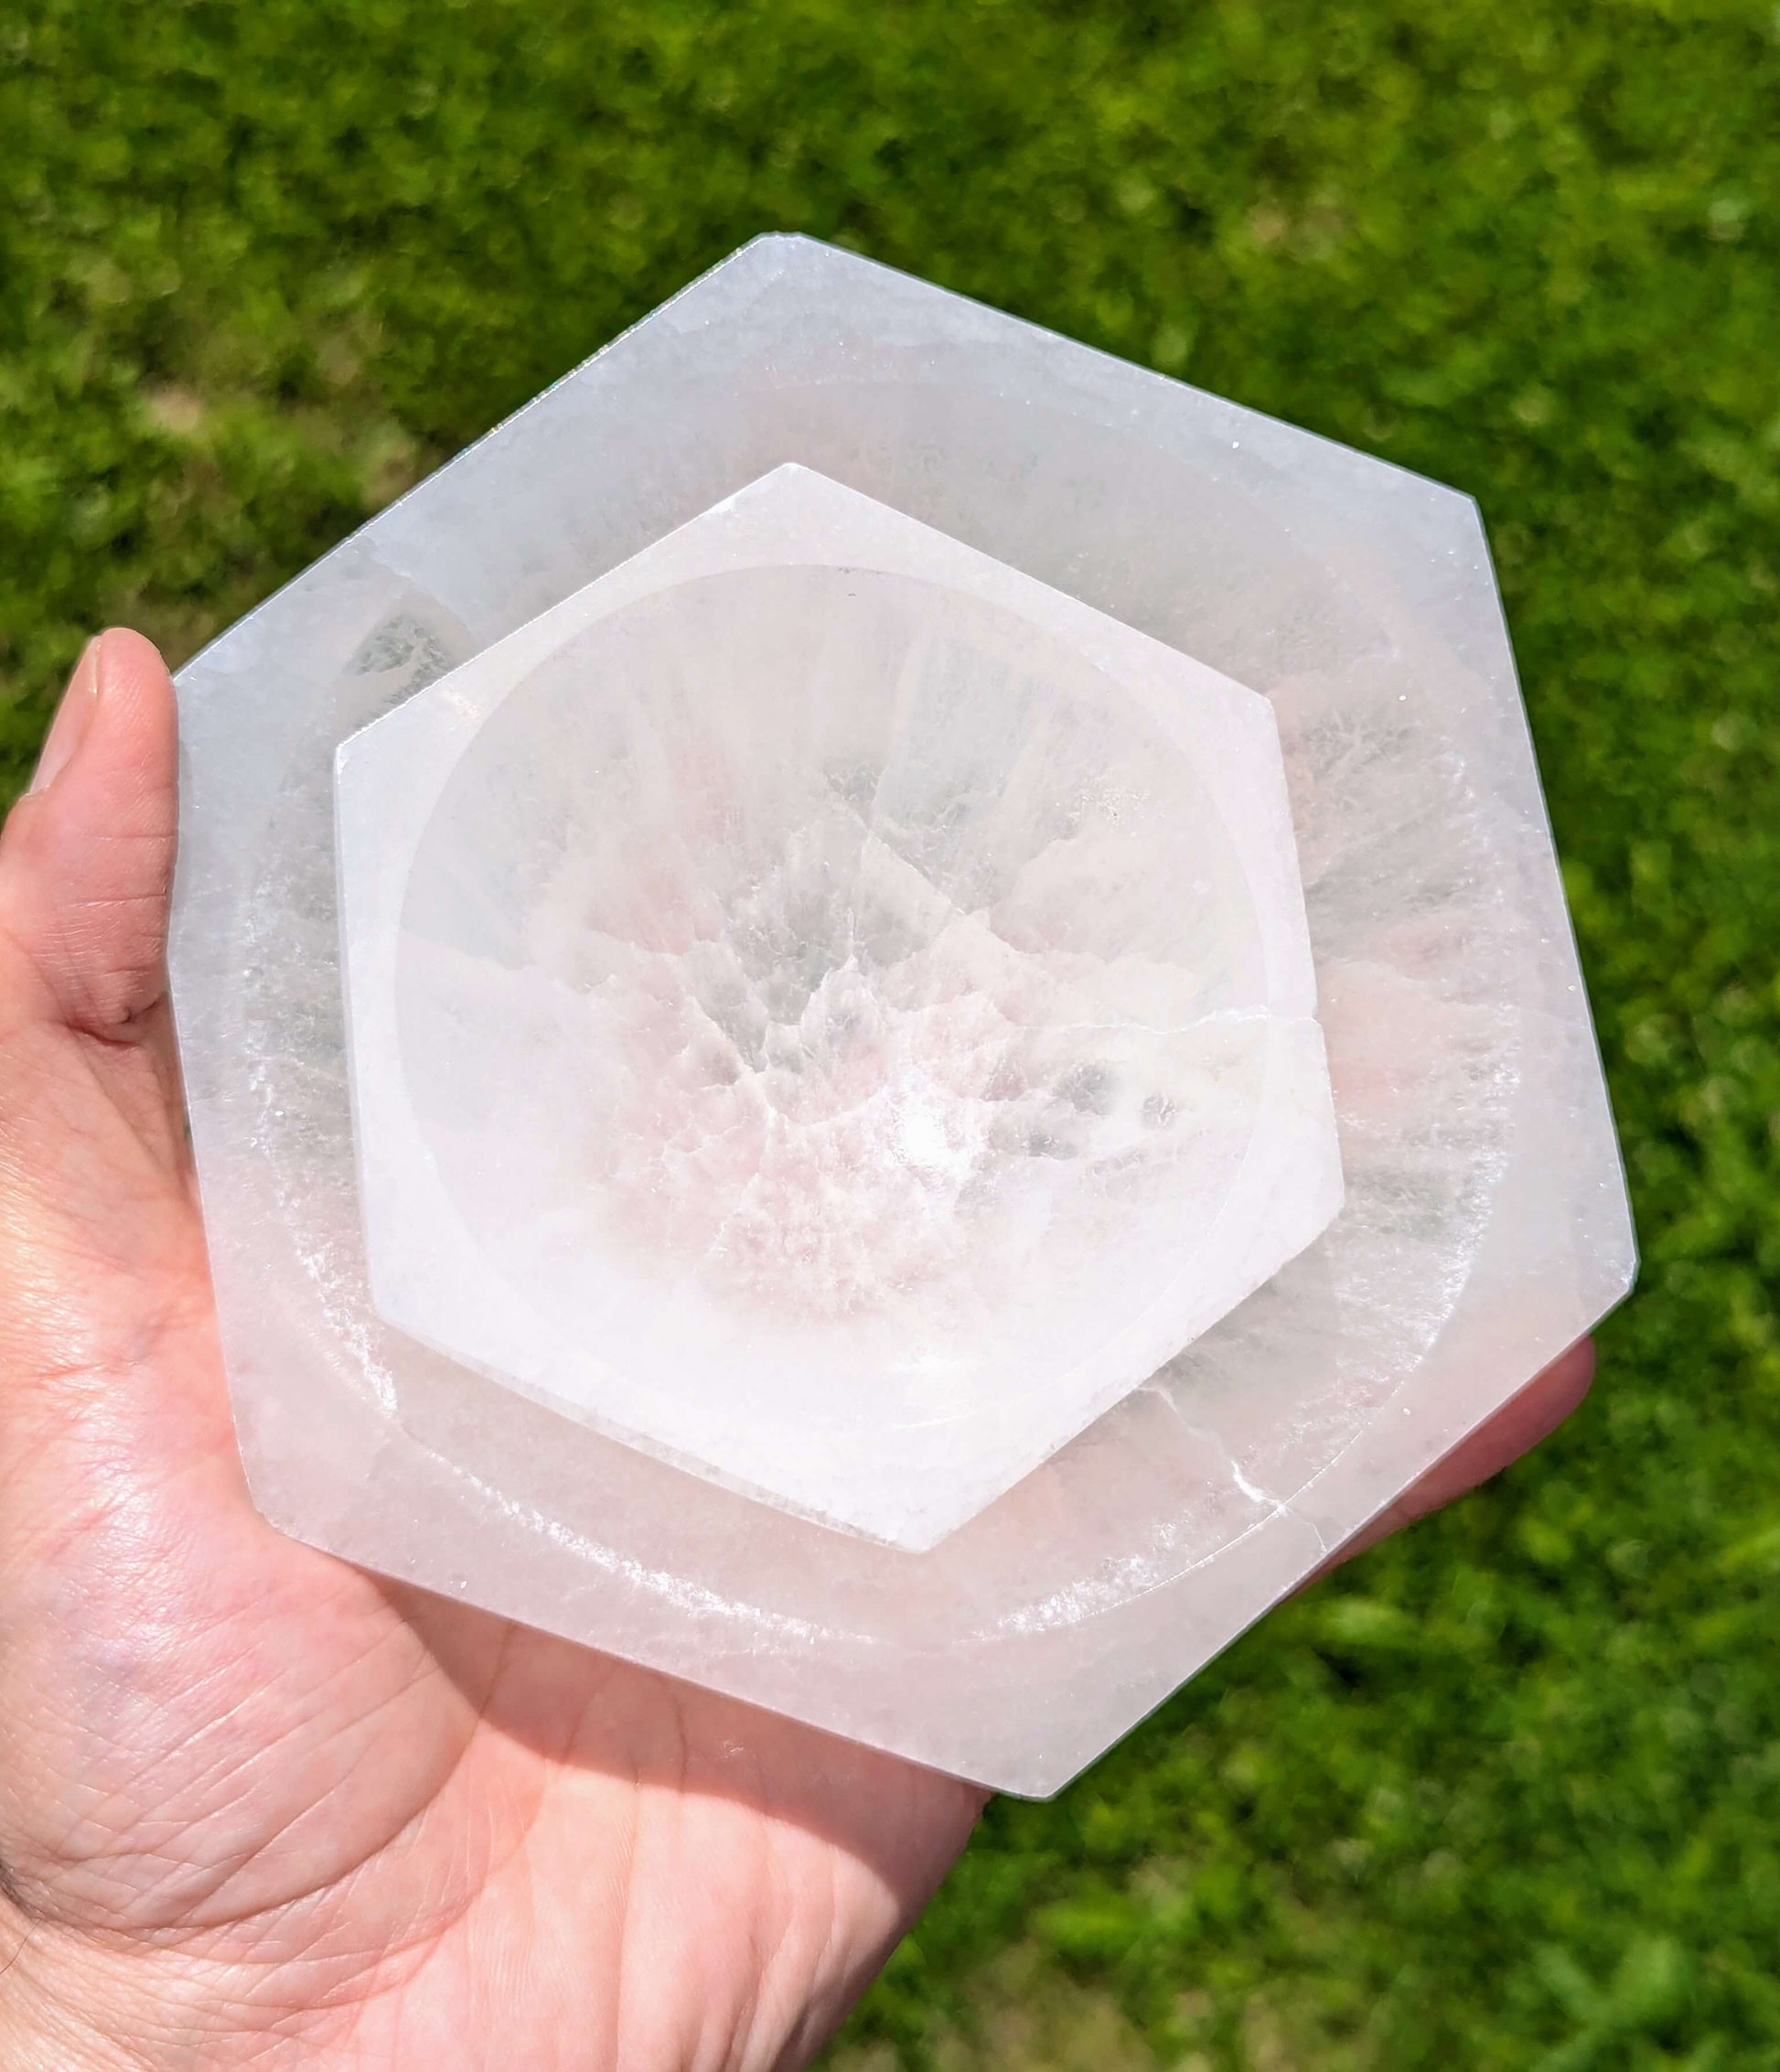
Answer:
[0, 631, 1593, 2069]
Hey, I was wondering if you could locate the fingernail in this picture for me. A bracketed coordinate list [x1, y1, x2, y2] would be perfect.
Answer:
[29, 638, 103, 795]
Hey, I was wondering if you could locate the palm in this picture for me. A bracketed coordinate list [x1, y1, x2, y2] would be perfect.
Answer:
[0, 633, 1592, 2071]
[0, 633, 981, 2071]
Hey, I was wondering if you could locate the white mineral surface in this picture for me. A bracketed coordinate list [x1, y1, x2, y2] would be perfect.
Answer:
[334, 468, 1343, 1548]
[168, 234, 1635, 1793]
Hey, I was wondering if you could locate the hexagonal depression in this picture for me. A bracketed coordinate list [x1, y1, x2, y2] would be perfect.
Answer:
[335, 467, 1343, 1548]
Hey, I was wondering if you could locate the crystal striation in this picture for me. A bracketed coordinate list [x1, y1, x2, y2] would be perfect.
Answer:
[168, 235, 1635, 1794]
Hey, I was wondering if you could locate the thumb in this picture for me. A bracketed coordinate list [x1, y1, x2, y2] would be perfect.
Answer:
[1, 629, 179, 1038]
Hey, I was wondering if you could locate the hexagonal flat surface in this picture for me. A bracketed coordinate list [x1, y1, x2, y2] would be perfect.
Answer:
[169, 236, 1634, 1793]
[334, 467, 1342, 1549]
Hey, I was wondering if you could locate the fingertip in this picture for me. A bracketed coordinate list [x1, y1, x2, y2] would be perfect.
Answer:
[1487, 1337, 1594, 1469]
[92, 624, 176, 695]
[1544, 1334, 1596, 1416]
[1421, 1336, 1598, 1511]
[27, 627, 177, 845]
[1311, 1336, 1600, 1582]
[20, 628, 175, 806]
[3, 627, 180, 1035]
[87, 627, 179, 789]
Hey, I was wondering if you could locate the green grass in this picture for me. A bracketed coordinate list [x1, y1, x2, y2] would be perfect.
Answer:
[5, 1, 1778, 2063]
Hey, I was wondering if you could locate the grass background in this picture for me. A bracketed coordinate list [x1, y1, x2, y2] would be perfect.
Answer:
[3, 0, 1777, 2063]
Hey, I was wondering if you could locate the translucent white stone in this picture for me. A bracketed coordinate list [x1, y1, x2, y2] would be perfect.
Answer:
[168, 235, 1635, 1794]
[334, 466, 1342, 1549]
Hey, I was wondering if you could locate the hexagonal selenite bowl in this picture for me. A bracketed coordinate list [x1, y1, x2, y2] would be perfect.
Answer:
[169, 235, 1635, 1794]
[336, 467, 1344, 1551]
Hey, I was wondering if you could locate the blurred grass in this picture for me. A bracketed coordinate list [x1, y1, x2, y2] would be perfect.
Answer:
[4, 0, 1778, 2064]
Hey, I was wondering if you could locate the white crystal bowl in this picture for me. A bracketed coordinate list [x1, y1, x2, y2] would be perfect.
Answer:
[336, 468, 1343, 1548]
[172, 236, 1635, 1790]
